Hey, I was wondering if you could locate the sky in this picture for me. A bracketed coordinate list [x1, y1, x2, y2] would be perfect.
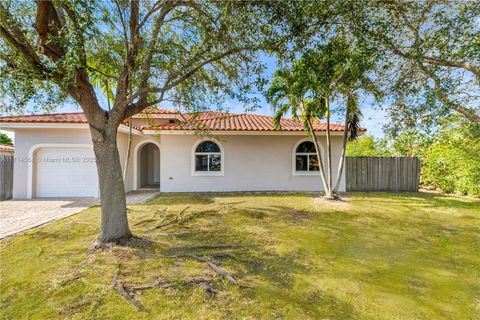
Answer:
[0, 54, 389, 143]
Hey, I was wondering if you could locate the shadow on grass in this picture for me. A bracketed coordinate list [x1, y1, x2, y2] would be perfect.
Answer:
[350, 192, 480, 210]
[120, 202, 363, 318]
[10, 192, 477, 319]
[147, 193, 215, 205]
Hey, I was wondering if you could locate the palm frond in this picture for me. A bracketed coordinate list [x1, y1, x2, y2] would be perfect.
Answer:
[272, 103, 290, 129]
[346, 93, 362, 141]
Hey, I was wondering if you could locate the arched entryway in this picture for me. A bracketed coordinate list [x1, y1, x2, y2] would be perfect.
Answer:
[136, 142, 160, 190]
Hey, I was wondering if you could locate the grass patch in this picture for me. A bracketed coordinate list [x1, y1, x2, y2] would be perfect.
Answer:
[1, 192, 479, 319]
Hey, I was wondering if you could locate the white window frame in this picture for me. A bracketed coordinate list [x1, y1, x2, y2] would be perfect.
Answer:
[292, 138, 324, 176]
[191, 139, 224, 176]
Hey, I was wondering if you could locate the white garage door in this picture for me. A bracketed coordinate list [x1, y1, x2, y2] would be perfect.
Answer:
[35, 147, 98, 197]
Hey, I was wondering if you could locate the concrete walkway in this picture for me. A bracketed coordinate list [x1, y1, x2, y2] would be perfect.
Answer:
[0, 190, 158, 239]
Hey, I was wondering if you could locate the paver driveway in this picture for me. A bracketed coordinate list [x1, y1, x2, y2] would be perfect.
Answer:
[0, 190, 158, 239]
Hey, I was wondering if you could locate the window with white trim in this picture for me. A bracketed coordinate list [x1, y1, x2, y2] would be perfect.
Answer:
[295, 141, 319, 172]
[194, 141, 222, 172]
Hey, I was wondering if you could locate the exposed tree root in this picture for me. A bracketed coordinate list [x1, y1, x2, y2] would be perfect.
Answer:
[173, 254, 237, 284]
[110, 243, 247, 309]
[157, 231, 193, 236]
[139, 252, 238, 284]
[164, 243, 252, 253]
[113, 276, 146, 312]
[150, 209, 214, 231]
[128, 277, 214, 292]
[90, 234, 132, 250]
[203, 258, 237, 284]
[90, 239, 109, 250]
[133, 218, 157, 226]
[113, 276, 217, 310]
[210, 252, 258, 266]
[149, 206, 190, 230]
[58, 274, 84, 287]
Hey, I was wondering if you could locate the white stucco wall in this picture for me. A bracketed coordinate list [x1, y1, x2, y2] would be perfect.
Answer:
[9, 128, 134, 199]
[158, 134, 345, 193]
[7, 127, 345, 198]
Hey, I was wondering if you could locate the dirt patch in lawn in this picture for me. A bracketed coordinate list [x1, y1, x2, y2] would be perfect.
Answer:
[312, 196, 350, 209]
[288, 210, 313, 221]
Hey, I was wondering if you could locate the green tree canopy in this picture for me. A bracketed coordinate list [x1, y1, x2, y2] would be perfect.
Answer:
[0, 133, 13, 145]
[342, 0, 480, 134]
[422, 117, 480, 196]
[0, 0, 334, 245]
[346, 135, 389, 157]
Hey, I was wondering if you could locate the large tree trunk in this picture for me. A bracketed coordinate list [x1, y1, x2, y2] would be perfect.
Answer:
[91, 127, 132, 246]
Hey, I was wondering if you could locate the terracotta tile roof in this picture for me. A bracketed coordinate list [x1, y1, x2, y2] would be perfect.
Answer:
[143, 107, 180, 114]
[0, 112, 87, 123]
[0, 144, 14, 152]
[183, 111, 231, 120]
[0, 109, 365, 133]
[144, 113, 354, 132]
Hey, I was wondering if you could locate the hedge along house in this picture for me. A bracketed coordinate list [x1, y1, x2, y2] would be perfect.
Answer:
[0, 109, 362, 199]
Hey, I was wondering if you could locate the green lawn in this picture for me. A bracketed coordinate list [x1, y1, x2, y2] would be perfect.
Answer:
[1, 193, 479, 319]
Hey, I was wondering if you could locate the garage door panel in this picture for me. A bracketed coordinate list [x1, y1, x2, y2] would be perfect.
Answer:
[35, 147, 98, 197]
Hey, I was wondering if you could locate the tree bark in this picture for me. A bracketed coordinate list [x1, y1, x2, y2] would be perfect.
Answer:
[91, 126, 132, 245]
[333, 113, 348, 194]
[325, 98, 334, 200]
[306, 118, 329, 195]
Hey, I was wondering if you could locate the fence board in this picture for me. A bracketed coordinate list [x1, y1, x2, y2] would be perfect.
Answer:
[0, 155, 14, 201]
[346, 156, 420, 192]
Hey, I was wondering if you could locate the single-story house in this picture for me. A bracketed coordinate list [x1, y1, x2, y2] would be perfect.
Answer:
[0, 109, 362, 199]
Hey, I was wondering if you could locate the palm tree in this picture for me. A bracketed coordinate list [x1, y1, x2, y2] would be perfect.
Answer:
[267, 38, 380, 200]
[266, 68, 329, 194]
[333, 92, 362, 193]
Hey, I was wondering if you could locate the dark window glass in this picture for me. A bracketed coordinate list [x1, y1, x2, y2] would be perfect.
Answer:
[309, 155, 319, 171]
[296, 141, 316, 153]
[296, 155, 308, 171]
[209, 155, 221, 171]
[196, 141, 220, 153]
[195, 155, 208, 171]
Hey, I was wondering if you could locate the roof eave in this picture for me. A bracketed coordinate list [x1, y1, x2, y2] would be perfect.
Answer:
[142, 129, 348, 136]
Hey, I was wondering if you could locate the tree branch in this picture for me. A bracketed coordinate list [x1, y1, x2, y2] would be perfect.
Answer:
[34, 0, 65, 61]
[60, 3, 87, 66]
[138, 0, 165, 29]
[420, 55, 480, 78]
[0, 4, 50, 78]
[163, 46, 257, 92]
[421, 66, 480, 123]
[386, 2, 480, 78]
[137, 1, 177, 105]
[123, 91, 165, 119]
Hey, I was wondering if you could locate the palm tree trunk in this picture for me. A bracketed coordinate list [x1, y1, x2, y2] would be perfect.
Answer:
[325, 98, 334, 199]
[306, 118, 328, 195]
[334, 113, 348, 194]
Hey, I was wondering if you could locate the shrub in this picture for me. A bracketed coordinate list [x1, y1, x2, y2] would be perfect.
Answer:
[422, 120, 480, 196]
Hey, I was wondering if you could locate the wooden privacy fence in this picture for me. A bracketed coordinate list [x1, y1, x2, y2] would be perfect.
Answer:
[0, 155, 14, 200]
[346, 157, 421, 192]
